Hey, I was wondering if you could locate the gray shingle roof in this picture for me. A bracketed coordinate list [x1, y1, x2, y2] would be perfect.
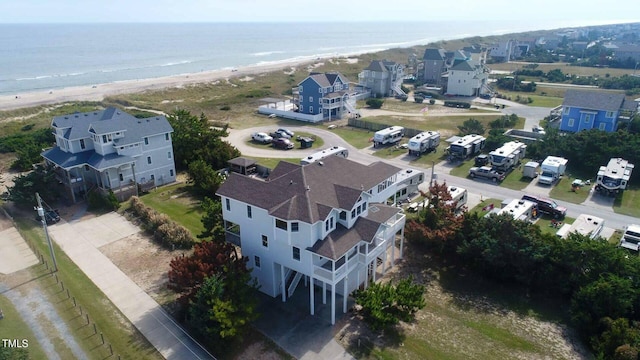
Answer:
[423, 48, 446, 61]
[563, 90, 627, 112]
[365, 61, 388, 72]
[450, 60, 474, 71]
[217, 156, 400, 223]
[227, 157, 257, 167]
[308, 204, 401, 260]
[301, 72, 349, 87]
[42, 147, 94, 170]
[52, 107, 173, 145]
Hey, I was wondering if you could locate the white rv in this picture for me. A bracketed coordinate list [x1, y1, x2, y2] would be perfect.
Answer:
[408, 131, 440, 156]
[487, 199, 537, 222]
[488, 141, 526, 171]
[300, 146, 349, 165]
[595, 158, 634, 196]
[538, 156, 568, 185]
[447, 134, 486, 161]
[556, 214, 604, 240]
[620, 224, 640, 252]
[446, 186, 467, 211]
[373, 126, 405, 147]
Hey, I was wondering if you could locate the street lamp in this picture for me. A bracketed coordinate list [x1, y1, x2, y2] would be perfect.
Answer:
[36, 192, 58, 272]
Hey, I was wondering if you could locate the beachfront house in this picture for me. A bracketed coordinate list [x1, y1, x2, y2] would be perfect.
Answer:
[358, 60, 405, 98]
[422, 48, 447, 87]
[216, 156, 424, 324]
[41, 107, 176, 203]
[559, 90, 638, 133]
[445, 59, 490, 97]
[293, 72, 354, 120]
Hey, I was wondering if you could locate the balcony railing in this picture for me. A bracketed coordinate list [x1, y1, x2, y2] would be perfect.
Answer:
[313, 252, 363, 283]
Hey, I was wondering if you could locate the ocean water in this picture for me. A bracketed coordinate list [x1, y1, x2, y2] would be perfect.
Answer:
[0, 21, 570, 95]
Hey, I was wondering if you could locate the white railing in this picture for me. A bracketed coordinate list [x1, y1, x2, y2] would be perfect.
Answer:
[288, 272, 303, 297]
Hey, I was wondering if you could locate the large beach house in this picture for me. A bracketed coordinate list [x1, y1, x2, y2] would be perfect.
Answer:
[358, 60, 405, 98]
[446, 59, 490, 97]
[41, 107, 176, 203]
[293, 72, 356, 120]
[216, 156, 424, 324]
[559, 90, 638, 133]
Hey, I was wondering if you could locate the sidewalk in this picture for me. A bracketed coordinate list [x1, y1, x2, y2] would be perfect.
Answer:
[48, 213, 215, 360]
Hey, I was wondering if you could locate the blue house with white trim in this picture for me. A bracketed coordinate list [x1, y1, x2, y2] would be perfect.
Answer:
[559, 90, 637, 133]
[294, 72, 351, 120]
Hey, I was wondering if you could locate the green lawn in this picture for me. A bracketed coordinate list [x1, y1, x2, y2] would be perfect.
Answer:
[14, 217, 162, 360]
[468, 198, 502, 216]
[495, 91, 564, 108]
[245, 131, 325, 151]
[329, 127, 374, 149]
[449, 158, 475, 178]
[500, 166, 534, 191]
[372, 145, 407, 159]
[0, 294, 48, 360]
[139, 182, 205, 237]
[535, 215, 576, 236]
[548, 176, 590, 204]
[408, 144, 449, 167]
[246, 157, 299, 170]
[614, 187, 640, 218]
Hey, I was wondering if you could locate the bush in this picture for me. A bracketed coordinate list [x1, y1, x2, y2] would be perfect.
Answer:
[414, 96, 424, 103]
[87, 190, 119, 211]
[219, 105, 231, 111]
[444, 100, 471, 108]
[429, 99, 435, 105]
[366, 98, 384, 109]
[129, 196, 195, 249]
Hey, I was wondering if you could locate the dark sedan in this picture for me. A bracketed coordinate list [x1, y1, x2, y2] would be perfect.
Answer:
[272, 138, 294, 150]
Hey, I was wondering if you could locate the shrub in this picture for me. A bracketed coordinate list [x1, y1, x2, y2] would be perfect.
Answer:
[414, 96, 424, 103]
[87, 190, 119, 211]
[366, 98, 384, 109]
[219, 105, 231, 111]
[429, 99, 435, 105]
[155, 222, 195, 249]
[444, 100, 471, 108]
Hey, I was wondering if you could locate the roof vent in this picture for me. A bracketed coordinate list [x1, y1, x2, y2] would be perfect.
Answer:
[290, 180, 293, 185]
[318, 161, 324, 166]
[306, 186, 310, 191]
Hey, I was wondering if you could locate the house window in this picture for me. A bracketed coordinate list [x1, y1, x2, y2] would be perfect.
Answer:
[170, 169, 174, 177]
[119, 174, 124, 182]
[262, 235, 268, 247]
[247, 205, 252, 218]
[568, 118, 575, 127]
[606, 111, 614, 118]
[167, 151, 172, 159]
[310, 106, 313, 113]
[150, 174, 154, 180]
[362, 202, 367, 211]
[102, 135, 107, 143]
[225, 198, 230, 211]
[293, 247, 300, 261]
[276, 219, 287, 231]
[144, 137, 149, 145]
[300, 105, 304, 112]
[325, 219, 330, 232]
[309, 96, 313, 103]
[165, 133, 170, 141]
[599, 123, 606, 131]
[584, 114, 591, 123]
[318, 88, 322, 94]
[254, 256, 261, 268]
[564, 107, 570, 114]
[147, 156, 152, 164]
[291, 222, 299, 232]
[299, 85, 303, 93]
[339, 211, 346, 220]
[351, 209, 356, 218]
[80, 139, 85, 150]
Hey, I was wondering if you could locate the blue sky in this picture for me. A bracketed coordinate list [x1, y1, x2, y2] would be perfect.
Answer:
[0, 0, 636, 24]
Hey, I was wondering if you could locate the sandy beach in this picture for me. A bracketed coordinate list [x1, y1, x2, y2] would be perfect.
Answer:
[0, 57, 328, 112]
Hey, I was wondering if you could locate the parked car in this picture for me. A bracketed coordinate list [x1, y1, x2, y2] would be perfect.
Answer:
[521, 194, 566, 218]
[251, 132, 273, 144]
[272, 138, 294, 150]
[277, 128, 295, 137]
[474, 154, 489, 167]
[469, 166, 505, 183]
[620, 224, 640, 252]
[269, 130, 291, 139]
[36, 209, 60, 225]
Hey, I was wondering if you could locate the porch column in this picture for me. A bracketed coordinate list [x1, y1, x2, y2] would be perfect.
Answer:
[132, 163, 138, 197]
[281, 265, 286, 302]
[322, 281, 327, 305]
[382, 251, 388, 275]
[391, 234, 396, 267]
[343, 277, 348, 313]
[372, 261, 377, 283]
[81, 168, 87, 198]
[399, 228, 405, 259]
[67, 171, 76, 203]
[364, 262, 369, 289]
[309, 276, 315, 315]
[331, 283, 336, 325]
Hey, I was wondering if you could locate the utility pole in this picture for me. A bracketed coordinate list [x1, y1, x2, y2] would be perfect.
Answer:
[36, 192, 58, 272]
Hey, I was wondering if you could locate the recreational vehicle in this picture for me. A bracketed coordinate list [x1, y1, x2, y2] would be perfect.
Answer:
[595, 158, 634, 196]
[447, 134, 485, 161]
[408, 131, 440, 156]
[373, 126, 405, 147]
[300, 146, 349, 165]
[488, 141, 526, 171]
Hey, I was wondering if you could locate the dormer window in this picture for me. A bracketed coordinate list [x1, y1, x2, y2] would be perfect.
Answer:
[80, 139, 85, 150]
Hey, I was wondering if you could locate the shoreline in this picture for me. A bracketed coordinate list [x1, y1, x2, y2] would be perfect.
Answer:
[0, 56, 332, 112]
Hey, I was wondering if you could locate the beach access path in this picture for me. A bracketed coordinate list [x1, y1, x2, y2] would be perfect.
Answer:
[48, 212, 215, 360]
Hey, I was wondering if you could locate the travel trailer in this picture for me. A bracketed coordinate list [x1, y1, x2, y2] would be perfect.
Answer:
[595, 158, 634, 196]
[373, 126, 405, 147]
[408, 131, 440, 156]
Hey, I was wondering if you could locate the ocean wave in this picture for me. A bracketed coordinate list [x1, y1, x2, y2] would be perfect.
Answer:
[160, 60, 192, 67]
[251, 51, 285, 57]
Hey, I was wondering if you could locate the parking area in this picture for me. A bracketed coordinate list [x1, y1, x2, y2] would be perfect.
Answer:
[0, 213, 38, 275]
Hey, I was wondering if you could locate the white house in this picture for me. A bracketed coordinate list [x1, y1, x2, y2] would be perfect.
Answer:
[216, 156, 424, 324]
[446, 59, 490, 97]
[41, 107, 176, 202]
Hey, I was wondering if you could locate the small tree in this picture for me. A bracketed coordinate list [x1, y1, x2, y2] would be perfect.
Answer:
[366, 98, 384, 109]
[429, 99, 435, 105]
[457, 118, 485, 136]
[355, 276, 425, 331]
[414, 96, 424, 103]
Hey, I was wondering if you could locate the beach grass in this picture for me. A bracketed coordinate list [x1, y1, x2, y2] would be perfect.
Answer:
[14, 216, 162, 360]
[488, 62, 638, 78]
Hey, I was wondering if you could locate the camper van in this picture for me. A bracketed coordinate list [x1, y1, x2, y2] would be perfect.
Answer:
[300, 146, 349, 165]
[446, 186, 467, 211]
[373, 126, 405, 147]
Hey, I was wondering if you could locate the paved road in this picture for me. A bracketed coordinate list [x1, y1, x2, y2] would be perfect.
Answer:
[48, 213, 215, 360]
